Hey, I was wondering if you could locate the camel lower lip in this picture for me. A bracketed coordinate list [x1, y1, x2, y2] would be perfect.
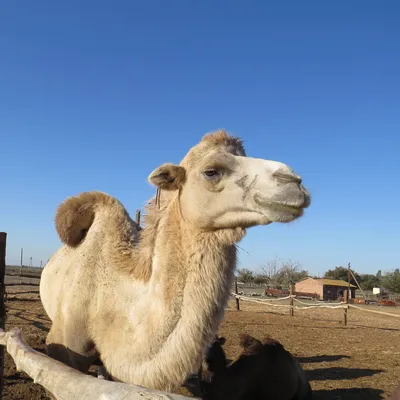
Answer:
[254, 192, 310, 211]
[255, 195, 305, 212]
[270, 204, 305, 222]
[273, 204, 302, 213]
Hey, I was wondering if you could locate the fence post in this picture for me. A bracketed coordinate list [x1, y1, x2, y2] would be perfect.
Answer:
[289, 284, 294, 317]
[343, 290, 348, 326]
[0, 232, 7, 397]
[235, 277, 240, 311]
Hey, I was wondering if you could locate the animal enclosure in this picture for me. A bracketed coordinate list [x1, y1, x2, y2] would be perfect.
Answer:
[1, 279, 400, 399]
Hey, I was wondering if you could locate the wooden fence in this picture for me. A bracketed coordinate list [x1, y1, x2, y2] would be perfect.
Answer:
[232, 287, 400, 326]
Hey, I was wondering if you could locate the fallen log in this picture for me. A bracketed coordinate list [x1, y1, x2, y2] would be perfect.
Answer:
[0, 328, 195, 400]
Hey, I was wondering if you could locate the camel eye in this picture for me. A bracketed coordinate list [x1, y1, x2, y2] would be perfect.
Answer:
[204, 169, 220, 179]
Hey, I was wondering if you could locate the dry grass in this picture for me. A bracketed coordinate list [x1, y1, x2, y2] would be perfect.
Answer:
[2, 289, 400, 400]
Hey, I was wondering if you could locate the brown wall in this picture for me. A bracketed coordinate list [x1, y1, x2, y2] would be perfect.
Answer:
[295, 279, 323, 299]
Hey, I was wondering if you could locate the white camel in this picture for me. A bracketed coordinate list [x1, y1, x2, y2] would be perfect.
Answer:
[39, 129, 311, 393]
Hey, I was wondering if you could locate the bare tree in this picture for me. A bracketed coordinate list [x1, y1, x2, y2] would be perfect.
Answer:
[259, 258, 308, 289]
[260, 257, 282, 288]
[278, 259, 307, 288]
[260, 257, 279, 279]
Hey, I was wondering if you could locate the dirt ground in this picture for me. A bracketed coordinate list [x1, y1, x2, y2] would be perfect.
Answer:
[2, 287, 400, 400]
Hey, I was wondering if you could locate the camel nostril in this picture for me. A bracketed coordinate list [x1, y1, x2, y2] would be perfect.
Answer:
[272, 171, 302, 185]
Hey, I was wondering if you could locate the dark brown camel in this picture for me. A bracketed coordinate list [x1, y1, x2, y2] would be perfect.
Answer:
[200, 334, 312, 400]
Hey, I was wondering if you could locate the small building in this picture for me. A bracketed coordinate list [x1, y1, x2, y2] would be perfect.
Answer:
[295, 278, 356, 301]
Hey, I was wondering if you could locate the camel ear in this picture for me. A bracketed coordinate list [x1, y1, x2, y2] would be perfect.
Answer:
[239, 334, 262, 352]
[217, 337, 226, 346]
[262, 337, 281, 346]
[148, 163, 186, 190]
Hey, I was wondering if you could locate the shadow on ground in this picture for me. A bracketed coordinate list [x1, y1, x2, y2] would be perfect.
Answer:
[307, 367, 384, 381]
[298, 355, 351, 363]
[312, 387, 385, 399]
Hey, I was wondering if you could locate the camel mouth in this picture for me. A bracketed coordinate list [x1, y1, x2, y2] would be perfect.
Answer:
[270, 203, 305, 221]
[254, 193, 310, 211]
[254, 192, 310, 222]
[272, 203, 305, 213]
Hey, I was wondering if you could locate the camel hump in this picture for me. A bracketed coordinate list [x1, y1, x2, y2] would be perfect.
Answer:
[55, 191, 116, 247]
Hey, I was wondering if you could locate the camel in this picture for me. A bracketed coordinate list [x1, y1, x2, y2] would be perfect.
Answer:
[39, 129, 311, 393]
[200, 334, 312, 400]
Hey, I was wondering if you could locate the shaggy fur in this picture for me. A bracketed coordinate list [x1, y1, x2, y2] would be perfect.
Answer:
[201, 334, 312, 400]
[40, 129, 310, 393]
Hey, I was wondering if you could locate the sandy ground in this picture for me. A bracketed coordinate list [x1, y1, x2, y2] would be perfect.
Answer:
[2, 287, 400, 400]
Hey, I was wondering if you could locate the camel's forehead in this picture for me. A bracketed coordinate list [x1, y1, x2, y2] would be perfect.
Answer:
[180, 130, 246, 167]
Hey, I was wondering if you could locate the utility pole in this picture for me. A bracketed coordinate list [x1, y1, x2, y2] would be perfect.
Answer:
[348, 262, 351, 301]
[349, 268, 367, 301]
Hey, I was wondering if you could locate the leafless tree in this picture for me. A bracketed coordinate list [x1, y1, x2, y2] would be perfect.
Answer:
[259, 258, 308, 289]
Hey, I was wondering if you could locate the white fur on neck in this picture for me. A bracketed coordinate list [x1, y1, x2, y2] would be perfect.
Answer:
[102, 238, 236, 390]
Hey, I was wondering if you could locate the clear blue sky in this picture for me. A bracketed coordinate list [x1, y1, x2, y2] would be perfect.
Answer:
[1, 1, 399, 275]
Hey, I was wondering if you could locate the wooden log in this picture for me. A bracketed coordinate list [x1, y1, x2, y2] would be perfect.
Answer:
[0, 328, 195, 400]
[0, 232, 7, 397]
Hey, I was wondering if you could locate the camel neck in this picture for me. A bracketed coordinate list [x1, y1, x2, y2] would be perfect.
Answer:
[146, 198, 242, 310]
[115, 199, 244, 390]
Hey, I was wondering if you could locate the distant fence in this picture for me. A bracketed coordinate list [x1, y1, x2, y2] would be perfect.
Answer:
[231, 290, 400, 325]
[6, 272, 42, 279]
[2, 269, 41, 291]
[0, 234, 43, 397]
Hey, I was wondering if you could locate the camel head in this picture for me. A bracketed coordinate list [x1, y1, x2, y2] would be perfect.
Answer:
[148, 130, 310, 231]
